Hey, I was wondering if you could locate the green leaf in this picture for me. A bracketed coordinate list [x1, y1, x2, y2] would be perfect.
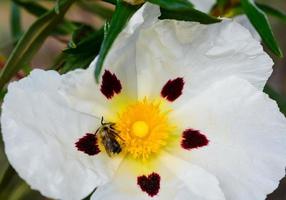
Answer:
[216, 0, 228, 8]
[77, 0, 114, 19]
[159, 7, 221, 24]
[0, 0, 75, 90]
[0, 165, 43, 200]
[256, 3, 286, 23]
[55, 27, 104, 74]
[64, 27, 104, 55]
[0, 128, 9, 180]
[0, 166, 16, 193]
[10, 2, 23, 41]
[241, 0, 283, 57]
[146, 0, 193, 10]
[0, 89, 8, 101]
[94, 1, 140, 82]
[13, 0, 76, 35]
[13, 0, 49, 16]
[102, 0, 116, 5]
[264, 85, 286, 116]
[68, 25, 97, 48]
[55, 0, 61, 14]
[58, 51, 97, 74]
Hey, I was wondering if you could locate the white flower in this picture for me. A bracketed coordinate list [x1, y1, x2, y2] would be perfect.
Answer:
[192, 0, 260, 40]
[2, 3, 286, 200]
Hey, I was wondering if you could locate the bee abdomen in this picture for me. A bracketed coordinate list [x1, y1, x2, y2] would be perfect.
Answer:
[111, 140, 122, 154]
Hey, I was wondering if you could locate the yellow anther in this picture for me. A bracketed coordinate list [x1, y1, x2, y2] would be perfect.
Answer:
[116, 99, 174, 160]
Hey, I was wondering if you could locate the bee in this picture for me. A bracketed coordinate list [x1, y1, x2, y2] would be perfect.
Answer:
[95, 117, 123, 156]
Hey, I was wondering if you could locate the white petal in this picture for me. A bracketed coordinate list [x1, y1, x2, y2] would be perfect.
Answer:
[60, 66, 112, 118]
[191, 0, 215, 12]
[95, 3, 160, 97]
[91, 152, 225, 200]
[158, 152, 225, 200]
[234, 15, 260, 41]
[136, 19, 273, 100]
[172, 77, 286, 200]
[61, 3, 160, 116]
[1, 70, 121, 200]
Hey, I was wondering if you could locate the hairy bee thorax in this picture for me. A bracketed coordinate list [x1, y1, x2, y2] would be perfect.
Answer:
[96, 117, 123, 156]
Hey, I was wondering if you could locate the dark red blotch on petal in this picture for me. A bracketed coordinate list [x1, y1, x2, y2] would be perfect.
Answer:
[100, 70, 122, 99]
[161, 77, 184, 102]
[75, 133, 100, 156]
[181, 129, 209, 150]
[137, 172, 161, 197]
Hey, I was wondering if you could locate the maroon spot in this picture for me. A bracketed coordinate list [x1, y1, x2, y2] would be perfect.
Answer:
[137, 172, 161, 197]
[161, 77, 184, 102]
[100, 70, 122, 99]
[181, 129, 209, 150]
[75, 133, 100, 155]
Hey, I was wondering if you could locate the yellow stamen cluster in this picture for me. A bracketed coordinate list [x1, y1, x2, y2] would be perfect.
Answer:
[116, 99, 173, 161]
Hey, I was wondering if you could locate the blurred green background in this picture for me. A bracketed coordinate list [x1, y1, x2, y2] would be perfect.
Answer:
[0, 0, 286, 199]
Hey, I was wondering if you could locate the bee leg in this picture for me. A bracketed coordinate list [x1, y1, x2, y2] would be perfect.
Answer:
[105, 149, 111, 157]
[95, 127, 100, 134]
[109, 127, 118, 133]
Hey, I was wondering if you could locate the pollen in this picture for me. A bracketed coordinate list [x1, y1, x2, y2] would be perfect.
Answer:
[116, 99, 174, 161]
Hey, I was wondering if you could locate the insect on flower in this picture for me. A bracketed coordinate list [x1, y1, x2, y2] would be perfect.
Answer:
[2, 3, 286, 200]
[95, 117, 123, 156]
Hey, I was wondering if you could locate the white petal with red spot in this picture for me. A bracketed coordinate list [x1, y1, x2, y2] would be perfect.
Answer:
[172, 77, 286, 200]
[1, 70, 122, 199]
[62, 3, 270, 117]
[91, 152, 225, 200]
[60, 4, 161, 116]
[60, 66, 112, 118]
[136, 19, 272, 101]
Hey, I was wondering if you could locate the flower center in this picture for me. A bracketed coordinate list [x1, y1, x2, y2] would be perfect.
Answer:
[132, 121, 149, 138]
[116, 99, 173, 161]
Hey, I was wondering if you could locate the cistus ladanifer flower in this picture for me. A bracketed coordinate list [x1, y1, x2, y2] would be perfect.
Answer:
[1, 3, 286, 200]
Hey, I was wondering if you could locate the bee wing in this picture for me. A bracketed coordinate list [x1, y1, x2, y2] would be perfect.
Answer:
[101, 135, 113, 156]
[109, 129, 124, 141]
